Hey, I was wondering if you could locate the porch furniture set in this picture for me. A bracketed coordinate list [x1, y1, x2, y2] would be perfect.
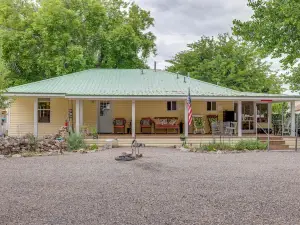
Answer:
[112, 116, 237, 135]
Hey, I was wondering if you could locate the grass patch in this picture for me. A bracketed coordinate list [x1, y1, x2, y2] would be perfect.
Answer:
[196, 140, 267, 152]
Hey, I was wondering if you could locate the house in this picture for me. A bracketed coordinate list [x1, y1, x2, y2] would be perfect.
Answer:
[3, 69, 300, 139]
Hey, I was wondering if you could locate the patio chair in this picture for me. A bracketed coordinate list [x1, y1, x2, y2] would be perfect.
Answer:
[211, 121, 221, 136]
[282, 118, 292, 136]
[193, 116, 205, 134]
[113, 118, 126, 134]
[224, 122, 233, 136]
[140, 118, 153, 134]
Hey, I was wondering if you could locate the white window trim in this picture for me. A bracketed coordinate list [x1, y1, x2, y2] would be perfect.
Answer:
[167, 101, 177, 111]
[207, 101, 217, 112]
[38, 98, 51, 123]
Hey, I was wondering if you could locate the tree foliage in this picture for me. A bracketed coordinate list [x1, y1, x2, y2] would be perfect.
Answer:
[167, 34, 282, 93]
[232, 0, 300, 68]
[0, 0, 156, 85]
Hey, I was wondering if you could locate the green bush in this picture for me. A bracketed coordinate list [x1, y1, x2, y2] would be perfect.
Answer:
[196, 140, 267, 152]
[234, 140, 267, 151]
[66, 132, 86, 151]
[198, 143, 233, 152]
[89, 144, 98, 150]
[24, 133, 38, 151]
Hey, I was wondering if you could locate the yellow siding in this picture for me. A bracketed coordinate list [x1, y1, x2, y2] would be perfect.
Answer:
[8, 97, 69, 137]
[192, 101, 234, 133]
[8, 98, 235, 136]
[9, 97, 34, 136]
[38, 98, 69, 137]
[83, 100, 97, 128]
[136, 101, 184, 133]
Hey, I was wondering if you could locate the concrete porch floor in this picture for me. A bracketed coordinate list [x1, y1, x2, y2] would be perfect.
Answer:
[84, 134, 296, 149]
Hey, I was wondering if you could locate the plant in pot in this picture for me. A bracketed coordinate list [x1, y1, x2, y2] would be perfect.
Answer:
[180, 134, 187, 146]
[91, 127, 98, 139]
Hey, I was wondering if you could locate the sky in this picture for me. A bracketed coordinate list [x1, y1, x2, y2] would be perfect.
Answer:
[134, 0, 292, 94]
[134, 0, 254, 70]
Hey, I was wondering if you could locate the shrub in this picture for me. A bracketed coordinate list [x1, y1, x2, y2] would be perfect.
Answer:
[24, 133, 38, 151]
[66, 132, 86, 151]
[234, 140, 267, 151]
[198, 143, 233, 152]
[89, 144, 98, 150]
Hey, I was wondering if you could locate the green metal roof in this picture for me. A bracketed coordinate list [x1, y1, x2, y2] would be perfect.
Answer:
[5, 69, 298, 98]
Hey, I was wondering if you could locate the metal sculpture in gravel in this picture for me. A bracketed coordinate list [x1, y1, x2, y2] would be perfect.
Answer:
[115, 139, 144, 161]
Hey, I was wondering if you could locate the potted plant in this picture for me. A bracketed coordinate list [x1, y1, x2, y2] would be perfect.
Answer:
[91, 127, 98, 139]
[180, 134, 187, 146]
[180, 134, 186, 141]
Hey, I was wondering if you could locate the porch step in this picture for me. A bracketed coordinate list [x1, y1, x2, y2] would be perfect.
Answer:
[84, 137, 257, 147]
[269, 145, 290, 150]
[260, 140, 286, 145]
[258, 137, 292, 150]
[258, 136, 285, 141]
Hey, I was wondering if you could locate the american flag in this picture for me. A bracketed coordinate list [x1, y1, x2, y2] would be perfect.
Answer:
[187, 87, 193, 126]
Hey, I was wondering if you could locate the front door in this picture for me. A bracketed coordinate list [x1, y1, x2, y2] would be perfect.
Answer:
[98, 101, 113, 133]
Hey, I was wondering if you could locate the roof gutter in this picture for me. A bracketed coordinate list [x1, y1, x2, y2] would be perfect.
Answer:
[3, 93, 65, 97]
[3, 93, 300, 101]
[65, 95, 300, 102]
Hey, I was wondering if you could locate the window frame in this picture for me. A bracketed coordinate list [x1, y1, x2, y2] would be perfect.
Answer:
[167, 101, 177, 111]
[207, 101, 217, 112]
[38, 98, 51, 123]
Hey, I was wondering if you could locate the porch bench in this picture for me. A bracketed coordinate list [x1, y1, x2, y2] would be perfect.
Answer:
[153, 117, 180, 134]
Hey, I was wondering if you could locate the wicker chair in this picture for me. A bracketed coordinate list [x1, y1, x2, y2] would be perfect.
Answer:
[140, 118, 153, 134]
[113, 118, 126, 134]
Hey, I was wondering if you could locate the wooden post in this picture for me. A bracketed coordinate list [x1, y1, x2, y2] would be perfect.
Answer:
[238, 101, 242, 137]
[76, 100, 80, 133]
[132, 100, 136, 138]
[185, 100, 188, 137]
[34, 98, 38, 137]
[291, 101, 296, 136]
[79, 100, 83, 127]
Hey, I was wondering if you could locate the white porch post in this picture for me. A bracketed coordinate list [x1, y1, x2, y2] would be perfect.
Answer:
[75, 99, 80, 133]
[33, 98, 38, 137]
[132, 100, 136, 138]
[79, 100, 83, 127]
[291, 101, 296, 136]
[185, 100, 189, 137]
[253, 102, 257, 135]
[238, 101, 242, 137]
[268, 103, 272, 134]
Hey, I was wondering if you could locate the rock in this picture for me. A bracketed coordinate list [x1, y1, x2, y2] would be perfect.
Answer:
[80, 149, 88, 154]
[48, 151, 58, 156]
[0, 155, 5, 159]
[216, 150, 223, 154]
[180, 147, 189, 152]
[12, 154, 22, 158]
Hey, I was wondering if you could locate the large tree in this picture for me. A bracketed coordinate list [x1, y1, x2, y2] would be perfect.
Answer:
[167, 34, 282, 93]
[0, 0, 156, 85]
[232, 0, 300, 92]
[233, 0, 300, 68]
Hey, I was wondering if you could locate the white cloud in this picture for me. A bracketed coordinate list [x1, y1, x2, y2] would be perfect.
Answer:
[134, 0, 253, 69]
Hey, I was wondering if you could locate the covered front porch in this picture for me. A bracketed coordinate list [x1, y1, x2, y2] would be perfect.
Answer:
[69, 98, 297, 138]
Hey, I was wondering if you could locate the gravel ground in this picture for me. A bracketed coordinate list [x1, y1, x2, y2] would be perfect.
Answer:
[1, 148, 300, 225]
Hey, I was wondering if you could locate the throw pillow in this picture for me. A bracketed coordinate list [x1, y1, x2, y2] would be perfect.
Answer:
[160, 119, 168, 125]
[142, 119, 150, 126]
[169, 119, 177, 125]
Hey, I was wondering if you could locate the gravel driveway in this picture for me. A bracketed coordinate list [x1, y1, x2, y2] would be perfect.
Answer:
[1, 148, 300, 225]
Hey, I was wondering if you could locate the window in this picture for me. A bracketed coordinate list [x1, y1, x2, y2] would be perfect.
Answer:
[167, 101, 177, 111]
[38, 98, 50, 123]
[207, 101, 217, 111]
